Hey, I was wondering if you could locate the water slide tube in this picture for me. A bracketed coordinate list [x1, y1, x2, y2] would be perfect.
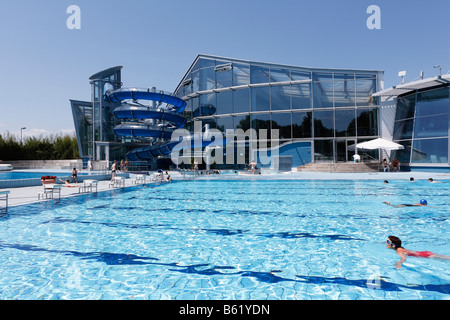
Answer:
[106, 88, 227, 161]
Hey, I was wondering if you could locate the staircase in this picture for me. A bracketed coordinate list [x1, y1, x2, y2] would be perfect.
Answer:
[297, 162, 380, 173]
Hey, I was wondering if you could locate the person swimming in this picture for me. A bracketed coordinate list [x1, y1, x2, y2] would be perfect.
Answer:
[386, 236, 450, 269]
[383, 199, 427, 207]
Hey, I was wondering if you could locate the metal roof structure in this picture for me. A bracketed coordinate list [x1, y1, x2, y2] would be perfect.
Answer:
[373, 74, 450, 98]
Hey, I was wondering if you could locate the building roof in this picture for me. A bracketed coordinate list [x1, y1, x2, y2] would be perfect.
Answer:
[175, 54, 384, 94]
[89, 66, 123, 80]
[373, 74, 450, 98]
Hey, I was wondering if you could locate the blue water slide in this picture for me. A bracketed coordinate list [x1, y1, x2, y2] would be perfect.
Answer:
[106, 88, 229, 161]
[113, 123, 174, 139]
[106, 88, 186, 112]
[113, 105, 186, 128]
[126, 135, 231, 161]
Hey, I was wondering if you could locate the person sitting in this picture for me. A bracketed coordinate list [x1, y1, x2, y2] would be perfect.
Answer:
[352, 153, 361, 163]
[382, 159, 390, 172]
[250, 160, 257, 174]
[391, 158, 399, 172]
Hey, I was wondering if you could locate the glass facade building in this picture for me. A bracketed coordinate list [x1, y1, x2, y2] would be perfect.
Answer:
[174, 55, 383, 167]
[390, 86, 450, 167]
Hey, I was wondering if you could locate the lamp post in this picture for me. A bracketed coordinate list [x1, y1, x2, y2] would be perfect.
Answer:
[433, 65, 442, 76]
[20, 127, 26, 145]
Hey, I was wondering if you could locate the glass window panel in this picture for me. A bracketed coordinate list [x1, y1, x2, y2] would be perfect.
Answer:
[233, 88, 250, 113]
[414, 114, 448, 138]
[291, 70, 311, 81]
[416, 88, 449, 117]
[216, 68, 233, 88]
[232, 63, 250, 86]
[199, 67, 215, 91]
[314, 110, 334, 137]
[216, 91, 232, 115]
[313, 73, 333, 108]
[197, 94, 216, 117]
[355, 75, 376, 106]
[291, 84, 311, 109]
[292, 111, 312, 138]
[270, 68, 291, 83]
[190, 97, 199, 118]
[271, 112, 292, 139]
[393, 119, 414, 140]
[198, 58, 216, 69]
[190, 60, 201, 73]
[251, 86, 270, 112]
[271, 85, 291, 111]
[251, 113, 271, 140]
[391, 140, 411, 163]
[333, 73, 355, 108]
[250, 65, 270, 84]
[181, 78, 192, 96]
[314, 140, 333, 161]
[175, 86, 184, 99]
[202, 118, 217, 130]
[234, 115, 251, 131]
[395, 95, 415, 120]
[183, 99, 193, 121]
[356, 108, 378, 136]
[335, 109, 356, 137]
[412, 138, 448, 163]
[192, 70, 200, 92]
[216, 116, 234, 133]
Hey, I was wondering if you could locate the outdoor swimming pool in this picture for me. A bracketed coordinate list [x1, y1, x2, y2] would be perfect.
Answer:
[0, 179, 449, 300]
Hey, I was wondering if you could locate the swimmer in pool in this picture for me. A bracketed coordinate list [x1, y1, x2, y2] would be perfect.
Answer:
[383, 199, 428, 207]
[386, 236, 450, 269]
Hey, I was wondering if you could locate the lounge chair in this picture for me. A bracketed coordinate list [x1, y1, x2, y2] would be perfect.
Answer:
[38, 184, 62, 200]
[133, 175, 146, 185]
[79, 179, 98, 193]
[109, 177, 125, 188]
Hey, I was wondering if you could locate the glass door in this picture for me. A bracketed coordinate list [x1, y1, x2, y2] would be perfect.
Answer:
[346, 139, 357, 162]
[335, 139, 357, 162]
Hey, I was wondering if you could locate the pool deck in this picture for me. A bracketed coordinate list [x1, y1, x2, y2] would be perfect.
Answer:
[1, 170, 449, 209]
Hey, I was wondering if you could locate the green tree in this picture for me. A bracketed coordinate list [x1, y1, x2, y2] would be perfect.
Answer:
[0, 132, 80, 160]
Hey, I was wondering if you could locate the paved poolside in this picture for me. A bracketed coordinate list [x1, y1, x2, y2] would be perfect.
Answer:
[2, 170, 449, 209]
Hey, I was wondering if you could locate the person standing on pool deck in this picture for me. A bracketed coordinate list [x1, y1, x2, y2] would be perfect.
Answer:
[72, 168, 78, 183]
[110, 160, 117, 182]
[383, 199, 428, 207]
[386, 236, 450, 269]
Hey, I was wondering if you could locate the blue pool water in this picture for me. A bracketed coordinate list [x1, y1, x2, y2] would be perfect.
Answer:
[0, 171, 90, 180]
[0, 179, 449, 300]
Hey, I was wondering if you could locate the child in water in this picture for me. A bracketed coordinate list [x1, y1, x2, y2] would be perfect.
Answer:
[386, 235, 450, 269]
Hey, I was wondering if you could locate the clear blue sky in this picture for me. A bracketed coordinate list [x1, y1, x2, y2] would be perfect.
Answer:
[0, 0, 449, 138]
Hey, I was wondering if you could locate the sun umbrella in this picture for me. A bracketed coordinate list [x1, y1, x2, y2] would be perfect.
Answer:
[355, 138, 404, 150]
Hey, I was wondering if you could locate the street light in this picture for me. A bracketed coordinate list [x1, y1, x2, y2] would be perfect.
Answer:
[20, 127, 26, 145]
[398, 71, 406, 84]
[433, 65, 442, 76]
